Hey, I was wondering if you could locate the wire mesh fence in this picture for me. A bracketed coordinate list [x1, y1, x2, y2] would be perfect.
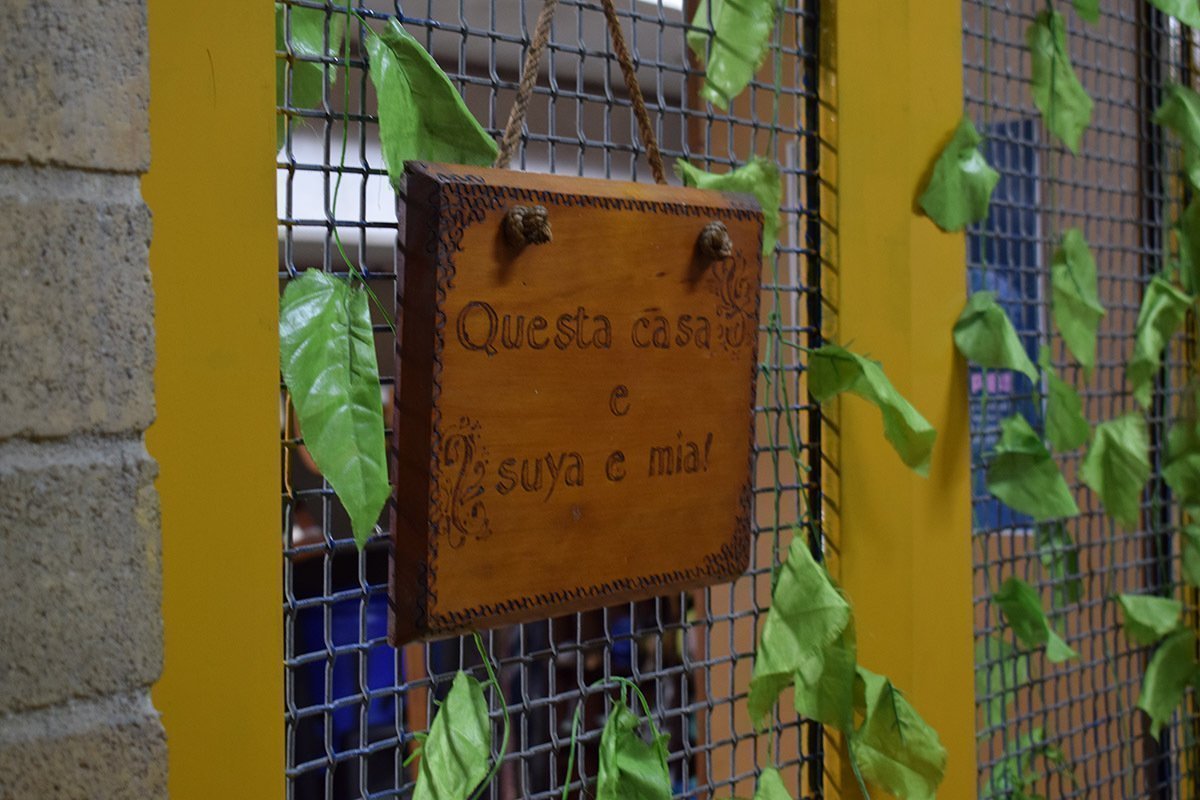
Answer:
[965, 2, 1200, 797]
[277, 1, 824, 797]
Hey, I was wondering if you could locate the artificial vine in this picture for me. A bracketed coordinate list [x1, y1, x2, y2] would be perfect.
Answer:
[919, 0, 1200, 792]
[278, 1, 949, 797]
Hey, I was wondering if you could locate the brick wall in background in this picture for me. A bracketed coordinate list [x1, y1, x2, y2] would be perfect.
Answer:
[0, 1, 166, 797]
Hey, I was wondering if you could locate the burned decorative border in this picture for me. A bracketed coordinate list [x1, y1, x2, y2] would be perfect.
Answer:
[406, 164, 763, 638]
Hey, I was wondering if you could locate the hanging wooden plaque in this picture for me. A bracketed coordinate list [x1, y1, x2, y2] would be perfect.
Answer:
[392, 161, 764, 644]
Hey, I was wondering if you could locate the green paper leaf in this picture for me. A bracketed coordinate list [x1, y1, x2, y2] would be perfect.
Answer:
[1127, 276, 1191, 408]
[276, 2, 347, 150]
[1027, 10, 1094, 153]
[851, 667, 947, 800]
[1035, 523, 1083, 608]
[975, 635, 1031, 730]
[596, 697, 672, 800]
[807, 344, 938, 476]
[793, 619, 857, 735]
[686, 0, 777, 110]
[918, 115, 1001, 232]
[752, 768, 792, 800]
[675, 158, 781, 256]
[1154, 83, 1200, 190]
[1050, 229, 1105, 376]
[748, 535, 852, 729]
[1138, 628, 1198, 740]
[1147, 2, 1200, 31]
[1176, 198, 1200, 294]
[413, 672, 492, 800]
[1164, 406, 1200, 506]
[1182, 522, 1200, 588]
[993, 578, 1078, 663]
[1041, 351, 1090, 452]
[954, 292, 1039, 382]
[1072, 0, 1100, 22]
[366, 19, 498, 187]
[983, 728, 1070, 800]
[1117, 594, 1183, 647]
[1080, 414, 1150, 528]
[280, 271, 390, 548]
[986, 414, 1080, 522]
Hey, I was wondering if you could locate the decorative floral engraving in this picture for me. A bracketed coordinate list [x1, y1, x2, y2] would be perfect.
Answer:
[434, 416, 492, 549]
[706, 250, 759, 353]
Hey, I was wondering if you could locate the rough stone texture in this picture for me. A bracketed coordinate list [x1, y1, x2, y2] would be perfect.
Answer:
[0, 164, 154, 440]
[1, 0, 165, 792]
[0, 0, 149, 172]
[0, 437, 161, 714]
[0, 693, 166, 800]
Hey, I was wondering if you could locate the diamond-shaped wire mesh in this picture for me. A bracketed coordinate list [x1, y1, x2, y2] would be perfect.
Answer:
[277, 2, 824, 797]
[966, 2, 1200, 797]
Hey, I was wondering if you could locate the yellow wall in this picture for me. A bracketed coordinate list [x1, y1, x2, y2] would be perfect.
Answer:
[143, 0, 283, 796]
[825, 0, 977, 796]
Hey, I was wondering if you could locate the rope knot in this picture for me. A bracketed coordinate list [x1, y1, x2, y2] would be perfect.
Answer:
[698, 221, 733, 260]
[503, 205, 552, 248]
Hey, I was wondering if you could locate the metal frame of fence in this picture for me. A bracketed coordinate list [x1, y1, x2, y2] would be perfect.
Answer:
[276, 1, 824, 797]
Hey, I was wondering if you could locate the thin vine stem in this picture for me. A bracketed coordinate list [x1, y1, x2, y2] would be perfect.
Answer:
[469, 631, 512, 800]
[330, 4, 396, 334]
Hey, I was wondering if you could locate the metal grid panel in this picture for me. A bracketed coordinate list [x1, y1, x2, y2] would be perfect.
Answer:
[277, 1, 824, 797]
[966, 2, 1200, 797]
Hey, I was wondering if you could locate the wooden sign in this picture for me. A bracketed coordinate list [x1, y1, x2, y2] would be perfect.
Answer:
[392, 162, 764, 644]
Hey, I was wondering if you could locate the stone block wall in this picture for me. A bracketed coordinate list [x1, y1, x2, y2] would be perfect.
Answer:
[0, 1, 166, 797]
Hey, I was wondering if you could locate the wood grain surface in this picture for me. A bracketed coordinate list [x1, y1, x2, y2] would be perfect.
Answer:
[392, 162, 764, 644]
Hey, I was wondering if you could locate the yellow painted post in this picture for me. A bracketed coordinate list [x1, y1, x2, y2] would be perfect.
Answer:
[823, 0, 976, 796]
[142, 0, 282, 797]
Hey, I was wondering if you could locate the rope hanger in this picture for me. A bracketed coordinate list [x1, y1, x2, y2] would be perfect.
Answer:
[492, 0, 667, 185]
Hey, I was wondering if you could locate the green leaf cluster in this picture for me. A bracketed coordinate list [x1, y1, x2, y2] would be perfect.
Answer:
[675, 158, 782, 256]
[596, 696, 672, 800]
[1148, 0, 1200, 28]
[982, 727, 1071, 800]
[807, 344, 937, 476]
[986, 414, 1078, 523]
[1041, 350, 1089, 452]
[366, 19, 498, 188]
[1155, 83, 1200, 192]
[1126, 276, 1191, 408]
[1177, 198, 1200, 294]
[1140, 629, 1198, 740]
[851, 667, 948, 800]
[276, 2, 347, 150]
[1111, 590, 1198, 740]
[280, 271, 390, 548]
[1035, 523, 1083, 609]
[413, 671, 493, 800]
[1166, 412, 1200, 507]
[1027, 10, 1093, 153]
[918, 116, 1001, 232]
[954, 292, 1039, 381]
[1050, 229, 1104, 376]
[748, 536, 853, 731]
[1116, 596, 1199, 740]
[749, 536, 946, 799]
[1117, 594, 1182, 647]
[686, 0, 777, 111]
[1080, 414, 1150, 528]
[1071, 0, 1100, 23]
[992, 577, 1078, 663]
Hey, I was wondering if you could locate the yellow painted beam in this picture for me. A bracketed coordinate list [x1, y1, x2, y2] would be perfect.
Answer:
[143, 0, 282, 796]
[824, 0, 976, 796]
